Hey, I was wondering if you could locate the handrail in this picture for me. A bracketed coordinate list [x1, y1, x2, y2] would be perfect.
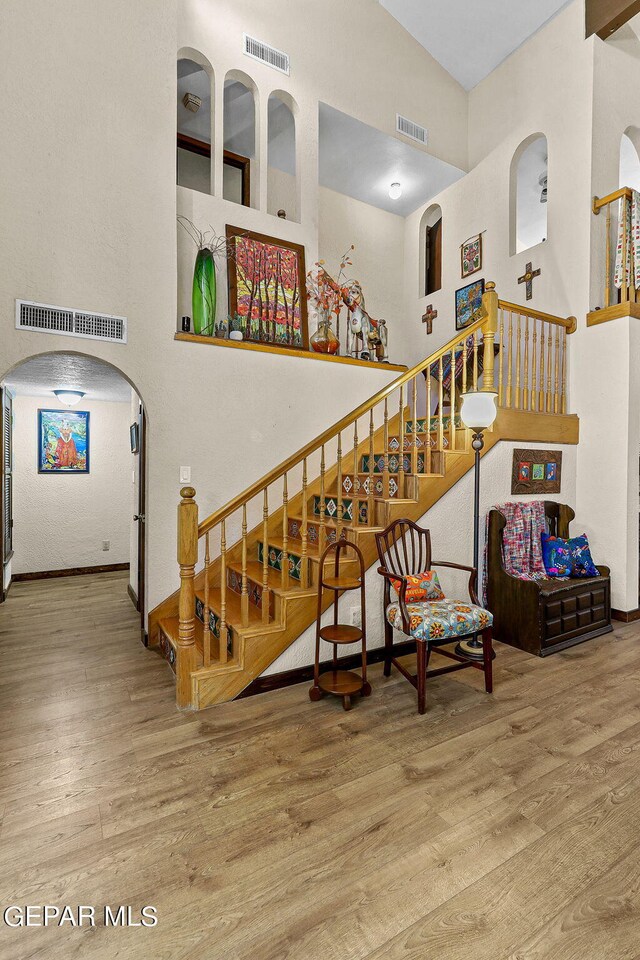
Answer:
[498, 300, 577, 333]
[198, 312, 488, 536]
[593, 187, 632, 214]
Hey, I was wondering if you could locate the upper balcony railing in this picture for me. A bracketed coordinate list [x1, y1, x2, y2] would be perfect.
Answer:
[591, 187, 640, 323]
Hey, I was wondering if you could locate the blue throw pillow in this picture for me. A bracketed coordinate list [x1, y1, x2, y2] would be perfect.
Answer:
[541, 532, 573, 578]
[541, 531, 600, 579]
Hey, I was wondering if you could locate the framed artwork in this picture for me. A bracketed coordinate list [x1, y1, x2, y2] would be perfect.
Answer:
[226, 225, 308, 349]
[38, 409, 90, 474]
[455, 278, 485, 330]
[130, 422, 139, 454]
[461, 234, 482, 278]
[511, 448, 562, 495]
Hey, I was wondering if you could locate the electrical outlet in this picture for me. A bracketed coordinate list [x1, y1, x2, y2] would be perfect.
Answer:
[350, 608, 361, 627]
[102, 540, 110, 551]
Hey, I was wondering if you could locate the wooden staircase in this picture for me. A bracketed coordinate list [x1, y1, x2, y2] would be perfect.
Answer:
[149, 282, 579, 709]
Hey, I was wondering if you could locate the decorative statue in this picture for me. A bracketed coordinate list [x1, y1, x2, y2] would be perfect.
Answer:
[343, 281, 389, 362]
[306, 246, 390, 363]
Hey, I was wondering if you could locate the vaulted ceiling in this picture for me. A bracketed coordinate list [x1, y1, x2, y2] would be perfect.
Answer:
[378, 0, 573, 90]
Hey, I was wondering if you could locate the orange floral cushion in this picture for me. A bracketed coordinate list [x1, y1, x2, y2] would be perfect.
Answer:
[390, 570, 445, 603]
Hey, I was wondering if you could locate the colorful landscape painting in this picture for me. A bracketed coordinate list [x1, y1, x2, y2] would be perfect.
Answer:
[226, 226, 308, 348]
[455, 278, 485, 330]
[38, 409, 90, 474]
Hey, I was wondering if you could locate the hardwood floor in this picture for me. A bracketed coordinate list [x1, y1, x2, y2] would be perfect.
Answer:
[1, 571, 640, 959]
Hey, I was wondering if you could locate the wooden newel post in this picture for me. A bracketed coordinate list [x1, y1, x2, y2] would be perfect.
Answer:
[177, 486, 198, 709]
[481, 280, 499, 392]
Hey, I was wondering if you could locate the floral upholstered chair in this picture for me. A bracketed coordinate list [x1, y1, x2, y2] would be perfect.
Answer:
[375, 519, 494, 714]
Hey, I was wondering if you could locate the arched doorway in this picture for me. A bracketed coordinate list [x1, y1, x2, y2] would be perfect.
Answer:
[0, 351, 147, 638]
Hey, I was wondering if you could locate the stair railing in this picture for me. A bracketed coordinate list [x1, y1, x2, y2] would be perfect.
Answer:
[172, 281, 575, 703]
[593, 187, 637, 308]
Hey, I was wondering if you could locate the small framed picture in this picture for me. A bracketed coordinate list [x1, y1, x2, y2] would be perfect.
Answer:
[455, 278, 485, 331]
[130, 422, 139, 454]
[518, 462, 531, 482]
[461, 235, 482, 278]
[532, 463, 545, 481]
[545, 462, 557, 481]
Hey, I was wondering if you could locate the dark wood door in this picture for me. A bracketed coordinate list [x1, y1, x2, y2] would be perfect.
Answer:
[425, 218, 442, 296]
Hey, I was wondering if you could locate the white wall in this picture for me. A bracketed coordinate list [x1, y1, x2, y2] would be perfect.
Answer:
[11, 396, 132, 574]
[267, 439, 578, 674]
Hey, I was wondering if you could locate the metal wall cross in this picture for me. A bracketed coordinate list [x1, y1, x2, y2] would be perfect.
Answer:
[422, 304, 438, 334]
[517, 262, 541, 301]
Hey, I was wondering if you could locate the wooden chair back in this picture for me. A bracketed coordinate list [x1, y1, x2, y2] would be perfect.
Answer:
[375, 518, 432, 580]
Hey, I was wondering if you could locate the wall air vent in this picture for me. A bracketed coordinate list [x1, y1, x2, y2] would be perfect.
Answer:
[243, 34, 290, 75]
[16, 300, 127, 344]
[396, 114, 428, 145]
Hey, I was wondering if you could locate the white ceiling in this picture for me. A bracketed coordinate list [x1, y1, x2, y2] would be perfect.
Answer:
[4, 353, 133, 403]
[378, 0, 572, 90]
[319, 103, 464, 216]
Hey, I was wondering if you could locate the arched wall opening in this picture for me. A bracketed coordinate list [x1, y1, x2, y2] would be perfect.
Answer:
[619, 127, 640, 191]
[0, 352, 147, 624]
[510, 133, 548, 256]
[177, 50, 214, 195]
[267, 90, 299, 222]
[224, 70, 259, 207]
[419, 204, 443, 297]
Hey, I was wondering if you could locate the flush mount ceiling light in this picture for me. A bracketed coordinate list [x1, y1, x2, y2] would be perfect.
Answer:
[389, 182, 402, 200]
[182, 92, 202, 113]
[53, 390, 85, 407]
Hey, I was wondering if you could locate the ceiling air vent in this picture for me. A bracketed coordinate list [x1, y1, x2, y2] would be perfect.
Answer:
[16, 300, 127, 344]
[243, 34, 290, 75]
[396, 114, 428, 145]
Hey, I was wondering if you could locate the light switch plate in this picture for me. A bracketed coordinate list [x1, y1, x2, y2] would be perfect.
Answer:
[180, 466, 191, 483]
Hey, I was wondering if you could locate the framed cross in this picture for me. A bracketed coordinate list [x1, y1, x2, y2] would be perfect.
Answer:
[422, 304, 438, 334]
[518, 262, 541, 301]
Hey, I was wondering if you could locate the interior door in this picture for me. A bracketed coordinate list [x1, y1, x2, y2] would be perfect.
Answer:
[1, 388, 14, 601]
[426, 217, 442, 295]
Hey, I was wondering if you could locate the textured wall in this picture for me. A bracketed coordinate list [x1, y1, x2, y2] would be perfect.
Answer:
[11, 396, 132, 574]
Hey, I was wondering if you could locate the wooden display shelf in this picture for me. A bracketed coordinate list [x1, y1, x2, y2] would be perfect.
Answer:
[174, 332, 407, 372]
[317, 669, 368, 698]
[322, 576, 362, 591]
[319, 624, 363, 644]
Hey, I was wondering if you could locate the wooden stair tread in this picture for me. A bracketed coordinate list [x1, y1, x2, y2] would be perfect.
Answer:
[319, 624, 363, 644]
[195, 587, 264, 626]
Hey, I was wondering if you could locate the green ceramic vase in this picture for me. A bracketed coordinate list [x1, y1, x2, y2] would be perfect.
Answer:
[192, 247, 216, 335]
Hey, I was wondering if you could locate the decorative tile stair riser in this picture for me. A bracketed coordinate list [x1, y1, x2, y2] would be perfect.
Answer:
[195, 596, 234, 656]
[227, 567, 272, 615]
[258, 542, 303, 581]
[360, 453, 425, 475]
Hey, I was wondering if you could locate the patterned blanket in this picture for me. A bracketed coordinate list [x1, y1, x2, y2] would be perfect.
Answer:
[482, 500, 548, 603]
[614, 189, 640, 289]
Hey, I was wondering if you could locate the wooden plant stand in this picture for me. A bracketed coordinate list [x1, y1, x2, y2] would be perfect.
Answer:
[309, 536, 371, 711]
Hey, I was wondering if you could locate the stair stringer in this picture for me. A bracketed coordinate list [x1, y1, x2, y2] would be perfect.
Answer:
[187, 409, 579, 709]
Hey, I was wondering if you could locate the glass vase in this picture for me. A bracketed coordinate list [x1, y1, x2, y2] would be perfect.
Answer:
[192, 247, 216, 335]
[310, 316, 339, 355]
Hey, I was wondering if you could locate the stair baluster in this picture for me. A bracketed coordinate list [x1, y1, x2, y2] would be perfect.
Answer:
[203, 531, 211, 667]
[561, 327, 567, 414]
[438, 357, 444, 454]
[220, 520, 228, 663]
[531, 319, 538, 412]
[336, 433, 343, 539]
[352, 421, 359, 525]
[539, 320, 546, 412]
[546, 323, 553, 413]
[301, 458, 309, 588]
[449, 348, 456, 451]
[473, 330, 479, 390]
[319, 446, 327, 553]
[554, 325, 560, 414]
[497, 309, 504, 406]
[397, 386, 405, 493]
[426, 364, 432, 474]
[262, 489, 270, 624]
[523, 315, 530, 411]
[515, 312, 522, 410]
[411, 376, 418, 475]
[506, 311, 513, 408]
[241, 504, 249, 627]
[368, 410, 375, 522]
[383, 399, 390, 498]
[281, 474, 289, 588]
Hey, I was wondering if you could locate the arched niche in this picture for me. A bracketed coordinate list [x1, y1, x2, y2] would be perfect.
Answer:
[510, 133, 548, 255]
[267, 90, 299, 222]
[177, 50, 214, 195]
[419, 204, 443, 297]
[619, 127, 640, 191]
[223, 70, 258, 207]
